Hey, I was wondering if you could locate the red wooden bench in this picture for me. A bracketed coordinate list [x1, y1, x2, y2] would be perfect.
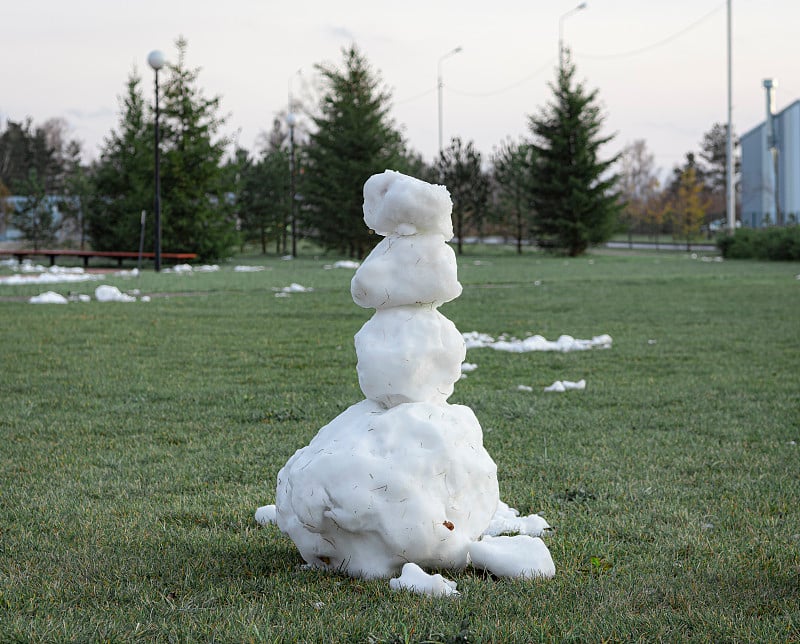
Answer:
[0, 249, 197, 268]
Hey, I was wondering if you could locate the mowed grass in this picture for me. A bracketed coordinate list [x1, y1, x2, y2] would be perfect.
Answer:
[1, 249, 798, 642]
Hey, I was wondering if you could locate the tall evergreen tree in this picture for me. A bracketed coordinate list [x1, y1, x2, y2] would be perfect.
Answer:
[11, 169, 58, 249]
[493, 138, 534, 254]
[302, 45, 405, 258]
[527, 52, 621, 256]
[438, 137, 490, 254]
[232, 143, 291, 255]
[159, 37, 236, 261]
[89, 71, 153, 251]
[0, 118, 67, 194]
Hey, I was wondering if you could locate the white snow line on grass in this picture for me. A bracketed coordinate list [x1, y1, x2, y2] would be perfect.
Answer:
[324, 260, 360, 270]
[233, 265, 266, 272]
[463, 331, 612, 353]
[1, 272, 103, 286]
[274, 283, 314, 294]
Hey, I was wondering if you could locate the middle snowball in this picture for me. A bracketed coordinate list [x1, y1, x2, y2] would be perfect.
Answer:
[355, 306, 466, 408]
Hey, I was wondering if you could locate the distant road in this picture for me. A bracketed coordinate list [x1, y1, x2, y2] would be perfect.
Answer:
[605, 241, 717, 252]
[454, 237, 719, 252]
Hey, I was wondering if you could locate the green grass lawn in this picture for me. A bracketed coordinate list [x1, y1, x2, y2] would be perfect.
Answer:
[1, 250, 798, 642]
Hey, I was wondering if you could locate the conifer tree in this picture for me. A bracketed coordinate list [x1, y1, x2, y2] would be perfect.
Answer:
[302, 45, 405, 258]
[493, 138, 534, 254]
[89, 71, 153, 251]
[528, 52, 621, 256]
[233, 141, 291, 255]
[438, 137, 490, 254]
[11, 169, 58, 249]
[159, 37, 236, 260]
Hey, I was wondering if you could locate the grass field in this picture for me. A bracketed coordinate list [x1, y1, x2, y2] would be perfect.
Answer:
[1, 248, 798, 642]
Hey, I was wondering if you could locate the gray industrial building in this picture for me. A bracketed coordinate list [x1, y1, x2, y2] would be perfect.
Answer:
[740, 87, 800, 228]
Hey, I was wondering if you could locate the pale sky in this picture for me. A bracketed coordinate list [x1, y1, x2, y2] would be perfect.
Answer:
[4, 1, 798, 178]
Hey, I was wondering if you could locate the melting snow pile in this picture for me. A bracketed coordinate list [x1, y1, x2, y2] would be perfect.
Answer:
[28, 284, 150, 304]
[0, 263, 105, 285]
[257, 170, 554, 587]
[464, 331, 612, 353]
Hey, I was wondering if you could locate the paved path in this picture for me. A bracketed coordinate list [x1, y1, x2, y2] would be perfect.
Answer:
[605, 241, 717, 252]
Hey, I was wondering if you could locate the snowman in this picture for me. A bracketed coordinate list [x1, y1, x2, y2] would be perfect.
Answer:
[259, 170, 553, 582]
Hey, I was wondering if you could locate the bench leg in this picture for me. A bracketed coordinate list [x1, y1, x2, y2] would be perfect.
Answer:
[50, 256, 56, 267]
[83, 256, 89, 269]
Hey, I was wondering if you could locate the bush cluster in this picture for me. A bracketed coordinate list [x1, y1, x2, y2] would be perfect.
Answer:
[717, 226, 800, 260]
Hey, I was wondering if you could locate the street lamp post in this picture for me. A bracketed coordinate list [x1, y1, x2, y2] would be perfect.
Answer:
[437, 46, 463, 157]
[286, 112, 297, 258]
[559, 2, 587, 69]
[147, 50, 166, 272]
[725, 0, 735, 234]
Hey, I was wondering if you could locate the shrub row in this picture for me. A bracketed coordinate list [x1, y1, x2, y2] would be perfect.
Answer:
[717, 226, 800, 260]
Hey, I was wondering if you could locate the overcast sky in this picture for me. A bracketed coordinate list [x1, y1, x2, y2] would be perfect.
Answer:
[4, 0, 798, 177]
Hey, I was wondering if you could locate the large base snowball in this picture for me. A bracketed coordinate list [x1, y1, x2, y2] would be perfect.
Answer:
[355, 307, 465, 407]
[351, 234, 462, 309]
[275, 399, 499, 579]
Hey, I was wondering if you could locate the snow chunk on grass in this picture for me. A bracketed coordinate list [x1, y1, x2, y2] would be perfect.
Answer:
[544, 379, 586, 392]
[29, 291, 68, 304]
[234, 265, 266, 272]
[468, 535, 555, 579]
[324, 260, 360, 270]
[484, 501, 550, 537]
[389, 563, 460, 597]
[95, 285, 137, 302]
[254, 504, 277, 525]
[276, 283, 313, 294]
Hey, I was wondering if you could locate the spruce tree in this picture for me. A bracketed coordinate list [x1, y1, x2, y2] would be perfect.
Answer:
[11, 169, 58, 249]
[493, 138, 534, 254]
[87, 70, 153, 251]
[160, 37, 236, 261]
[438, 137, 490, 254]
[302, 45, 405, 258]
[89, 71, 153, 251]
[528, 52, 621, 256]
[233, 143, 290, 255]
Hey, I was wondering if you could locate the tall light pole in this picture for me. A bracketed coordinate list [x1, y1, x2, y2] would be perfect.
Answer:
[147, 50, 165, 272]
[763, 78, 781, 226]
[559, 2, 587, 69]
[725, 0, 735, 234]
[437, 46, 463, 157]
[286, 68, 301, 257]
[286, 111, 297, 258]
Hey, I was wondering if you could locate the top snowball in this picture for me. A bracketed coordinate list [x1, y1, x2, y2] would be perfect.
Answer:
[363, 170, 454, 239]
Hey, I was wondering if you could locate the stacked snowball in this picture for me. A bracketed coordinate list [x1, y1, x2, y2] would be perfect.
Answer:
[274, 171, 499, 578]
[269, 170, 555, 585]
